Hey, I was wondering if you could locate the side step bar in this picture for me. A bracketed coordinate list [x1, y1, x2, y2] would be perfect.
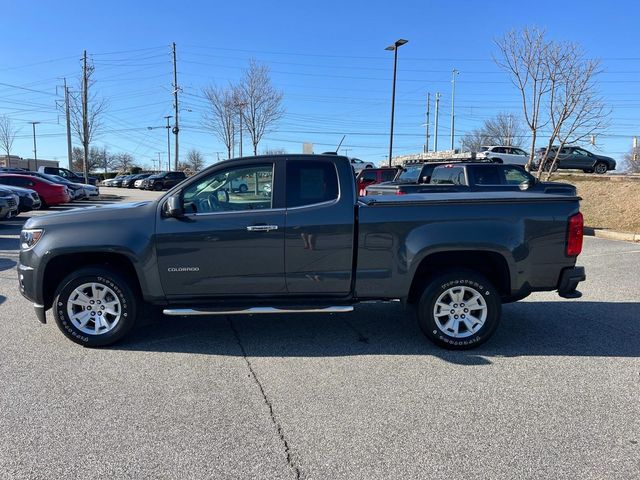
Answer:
[163, 306, 354, 316]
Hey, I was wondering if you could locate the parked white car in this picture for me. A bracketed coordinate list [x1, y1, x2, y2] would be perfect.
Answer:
[350, 157, 375, 173]
[477, 146, 529, 166]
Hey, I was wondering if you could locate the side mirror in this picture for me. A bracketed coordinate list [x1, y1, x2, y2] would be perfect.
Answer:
[165, 194, 184, 217]
[519, 178, 537, 191]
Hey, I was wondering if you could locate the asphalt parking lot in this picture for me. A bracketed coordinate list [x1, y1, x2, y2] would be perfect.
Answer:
[0, 189, 638, 479]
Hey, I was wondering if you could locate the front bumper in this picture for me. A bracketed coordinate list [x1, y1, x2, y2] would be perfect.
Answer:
[557, 266, 586, 299]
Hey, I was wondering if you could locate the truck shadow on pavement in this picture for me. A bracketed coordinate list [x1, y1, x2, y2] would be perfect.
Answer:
[116, 301, 640, 364]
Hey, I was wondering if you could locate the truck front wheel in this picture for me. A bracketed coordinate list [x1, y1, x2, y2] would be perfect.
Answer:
[52, 267, 138, 347]
[417, 271, 501, 349]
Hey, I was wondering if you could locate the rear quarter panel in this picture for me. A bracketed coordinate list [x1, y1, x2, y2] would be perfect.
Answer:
[355, 196, 580, 299]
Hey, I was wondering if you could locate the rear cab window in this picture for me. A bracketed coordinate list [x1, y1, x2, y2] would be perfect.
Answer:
[470, 166, 501, 185]
[430, 166, 466, 185]
[286, 160, 339, 208]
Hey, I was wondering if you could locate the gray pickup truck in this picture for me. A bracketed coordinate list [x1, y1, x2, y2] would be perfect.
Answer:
[365, 162, 576, 196]
[18, 154, 586, 349]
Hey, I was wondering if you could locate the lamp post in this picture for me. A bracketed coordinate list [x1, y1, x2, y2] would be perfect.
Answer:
[30, 121, 40, 170]
[385, 39, 408, 167]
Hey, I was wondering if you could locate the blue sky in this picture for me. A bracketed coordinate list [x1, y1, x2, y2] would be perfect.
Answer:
[1, 0, 639, 169]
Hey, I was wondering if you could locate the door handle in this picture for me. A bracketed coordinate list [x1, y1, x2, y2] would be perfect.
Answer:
[246, 225, 279, 232]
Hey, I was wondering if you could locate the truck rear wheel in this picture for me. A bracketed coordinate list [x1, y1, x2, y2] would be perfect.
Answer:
[53, 267, 138, 347]
[417, 271, 501, 349]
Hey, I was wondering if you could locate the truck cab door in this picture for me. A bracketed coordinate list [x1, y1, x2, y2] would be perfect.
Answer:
[284, 159, 354, 295]
[155, 161, 287, 298]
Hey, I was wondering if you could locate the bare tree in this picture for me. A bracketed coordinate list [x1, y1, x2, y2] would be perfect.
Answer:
[203, 85, 236, 159]
[624, 147, 640, 173]
[186, 149, 205, 172]
[262, 147, 287, 155]
[494, 28, 552, 170]
[496, 28, 609, 177]
[69, 61, 107, 178]
[110, 152, 135, 173]
[461, 113, 525, 152]
[0, 116, 18, 166]
[237, 59, 284, 155]
[536, 45, 609, 179]
[460, 129, 492, 153]
[72, 146, 112, 172]
[484, 113, 525, 146]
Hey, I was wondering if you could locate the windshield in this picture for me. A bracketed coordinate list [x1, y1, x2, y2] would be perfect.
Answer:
[397, 165, 423, 183]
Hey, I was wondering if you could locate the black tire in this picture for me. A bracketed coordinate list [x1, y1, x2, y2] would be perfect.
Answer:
[593, 162, 608, 174]
[543, 162, 558, 172]
[491, 157, 503, 164]
[417, 270, 501, 350]
[238, 184, 248, 193]
[154, 182, 163, 191]
[53, 267, 138, 347]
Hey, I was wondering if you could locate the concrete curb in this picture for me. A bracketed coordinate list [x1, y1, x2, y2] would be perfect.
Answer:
[584, 227, 640, 243]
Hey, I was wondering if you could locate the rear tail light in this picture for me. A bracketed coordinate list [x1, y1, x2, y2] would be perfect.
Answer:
[396, 191, 406, 196]
[566, 212, 583, 256]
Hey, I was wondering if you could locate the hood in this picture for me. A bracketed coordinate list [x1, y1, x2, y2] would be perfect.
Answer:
[595, 154, 615, 163]
[0, 187, 16, 198]
[24, 200, 154, 229]
[2, 185, 36, 196]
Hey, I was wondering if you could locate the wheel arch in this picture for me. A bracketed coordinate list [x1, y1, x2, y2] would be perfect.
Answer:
[407, 250, 511, 304]
[42, 252, 143, 310]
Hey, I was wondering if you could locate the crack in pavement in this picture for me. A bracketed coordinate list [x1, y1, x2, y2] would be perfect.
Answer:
[227, 316, 302, 480]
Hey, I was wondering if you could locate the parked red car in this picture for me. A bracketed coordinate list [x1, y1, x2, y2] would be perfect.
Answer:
[356, 167, 400, 196]
[0, 174, 70, 208]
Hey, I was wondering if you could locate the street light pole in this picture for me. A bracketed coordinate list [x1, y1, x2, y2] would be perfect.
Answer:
[164, 115, 172, 171]
[385, 39, 408, 167]
[434, 93, 441, 152]
[30, 122, 40, 171]
[450, 69, 459, 151]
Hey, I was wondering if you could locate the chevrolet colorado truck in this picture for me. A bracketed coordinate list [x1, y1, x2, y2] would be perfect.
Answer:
[18, 154, 586, 349]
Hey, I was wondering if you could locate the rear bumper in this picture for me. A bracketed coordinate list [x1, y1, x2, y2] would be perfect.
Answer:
[46, 192, 71, 205]
[557, 266, 586, 298]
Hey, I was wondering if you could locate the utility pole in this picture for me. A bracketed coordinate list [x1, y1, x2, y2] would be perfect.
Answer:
[434, 92, 441, 152]
[157, 152, 162, 172]
[234, 101, 247, 157]
[30, 122, 40, 170]
[63, 78, 72, 170]
[164, 115, 172, 171]
[172, 42, 179, 171]
[424, 92, 430, 153]
[82, 50, 90, 184]
[231, 123, 235, 158]
[450, 69, 459, 151]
